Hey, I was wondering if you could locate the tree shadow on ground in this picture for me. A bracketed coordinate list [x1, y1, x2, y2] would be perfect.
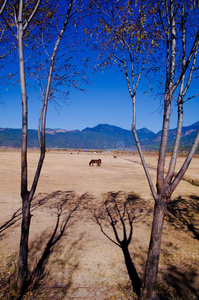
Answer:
[166, 195, 199, 240]
[154, 194, 199, 300]
[0, 191, 62, 238]
[89, 191, 152, 298]
[158, 263, 199, 299]
[16, 190, 87, 299]
[0, 207, 22, 236]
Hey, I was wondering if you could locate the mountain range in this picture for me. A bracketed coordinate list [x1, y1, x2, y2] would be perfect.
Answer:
[0, 122, 198, 152]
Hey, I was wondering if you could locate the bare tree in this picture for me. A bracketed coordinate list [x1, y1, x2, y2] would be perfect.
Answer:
[0, 0, 90, 295]
[91, 0, 199, 298]
[141, 2, 199, 298]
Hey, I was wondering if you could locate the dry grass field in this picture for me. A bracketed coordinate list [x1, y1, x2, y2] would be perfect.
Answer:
[0, 150, 198, 299]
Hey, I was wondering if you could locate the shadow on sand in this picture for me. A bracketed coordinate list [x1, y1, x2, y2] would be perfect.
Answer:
[167, 195, 199, 240]
[1, 190, 87, 300]
[0, 191, 68, 236]
[1, 192, 198, 299]
[89, 191, 152, 298]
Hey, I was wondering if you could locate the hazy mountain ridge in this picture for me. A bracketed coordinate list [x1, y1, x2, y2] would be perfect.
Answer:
[45, 128, 80, 135]
[0, 122, 198, 151]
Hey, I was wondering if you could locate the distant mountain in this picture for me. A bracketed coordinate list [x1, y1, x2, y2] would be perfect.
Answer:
[145, 121, 199, 151]
[0, 122, 198, 151]
[75, 124, 155, 149]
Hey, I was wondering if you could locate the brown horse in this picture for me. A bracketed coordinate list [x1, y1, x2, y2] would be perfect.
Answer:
[89, 159, 102, 166]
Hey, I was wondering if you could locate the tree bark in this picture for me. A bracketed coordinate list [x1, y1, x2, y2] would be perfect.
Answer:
[17, 193, 31, 293]
[142, 199, 167, 299]
[17, 0, 30, 293]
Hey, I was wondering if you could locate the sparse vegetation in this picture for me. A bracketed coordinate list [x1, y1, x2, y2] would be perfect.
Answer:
[0, 151, 198, 299]
[182, 176, 199, 187]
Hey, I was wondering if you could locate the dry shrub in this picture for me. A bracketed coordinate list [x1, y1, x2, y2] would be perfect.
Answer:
[0, 255, 18, 299]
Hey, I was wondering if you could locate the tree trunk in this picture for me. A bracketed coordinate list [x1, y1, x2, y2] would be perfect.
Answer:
[16, 1, 30, 294]
[17, 194, 31, 294]
[122, 245, 142, 297]
[142, 199, 167, 299]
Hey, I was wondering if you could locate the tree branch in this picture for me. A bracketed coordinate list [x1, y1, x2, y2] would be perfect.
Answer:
[182, 47, 198, 99]
[1, 13, 17, 38]
[172, 29, 199, 94]
[23, 0, 41, 31]
[126, 210, 133, 246]
[105, 200, 122, 245]
[0, 45, 17, 58]
[0, 0, 8, 15]
[132, 126, 158, 201]
[29, 0, 74, 201]
[157, 0, 176, 193]
[183, 93, 199, 103]
[170, 130, 199, 193]
[96, 217, 121, 248]
[165, 3, 186, 184]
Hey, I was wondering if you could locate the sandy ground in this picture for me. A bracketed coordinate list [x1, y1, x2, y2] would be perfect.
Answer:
[0, 150, 199, 299]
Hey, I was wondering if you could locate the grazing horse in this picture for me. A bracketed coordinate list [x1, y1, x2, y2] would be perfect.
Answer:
[89, 159, 102, 166]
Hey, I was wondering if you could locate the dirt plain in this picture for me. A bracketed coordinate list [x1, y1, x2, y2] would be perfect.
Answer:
[0, 149, 199, 299]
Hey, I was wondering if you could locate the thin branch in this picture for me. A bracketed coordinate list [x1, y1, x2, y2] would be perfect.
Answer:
[95, 216, 121, 247]
[107, 52, 124, 69]
[29, 0, 74, 201]
[41, 32, 51, 58]
[0, 0, 8, 15]
[122, 43, 134, 99]
[134, 53, 149, 92]
[172, 29, 199, 94]
[165, 0, 170, 29]
[13, 5, 17, 27]
[170, 130, 199, 193]
[23, 0, 41, 31]
[53, 196, 82, 245]
[0, 45, 17, 58]
[126, 212, 133, 246]
[105, 201, 122, 245]
[183, 93, 199, 103]
[114, 199, 127, 242]
[165, 3, 186, 184]
[165, 99, 183, 185]
[1, 13, 17, 38]
[169, 0, 176, 89]
[182, 47, 198, 98]
[157, 0, 168, 34]
[0, 25, 6, 40]
[132, 126, 158, 201]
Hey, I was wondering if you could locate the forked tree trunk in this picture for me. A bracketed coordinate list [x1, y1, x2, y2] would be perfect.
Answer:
[142, 199, 168, 299]
[17, 194, 31, 293]
[16, 0, 74, 295]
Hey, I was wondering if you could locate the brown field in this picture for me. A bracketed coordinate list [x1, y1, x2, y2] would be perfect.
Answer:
[0, 150, 199, 299]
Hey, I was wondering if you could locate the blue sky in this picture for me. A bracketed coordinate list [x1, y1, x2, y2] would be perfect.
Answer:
[0, 0, 198, 134]
[0, 66, 198, 134]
